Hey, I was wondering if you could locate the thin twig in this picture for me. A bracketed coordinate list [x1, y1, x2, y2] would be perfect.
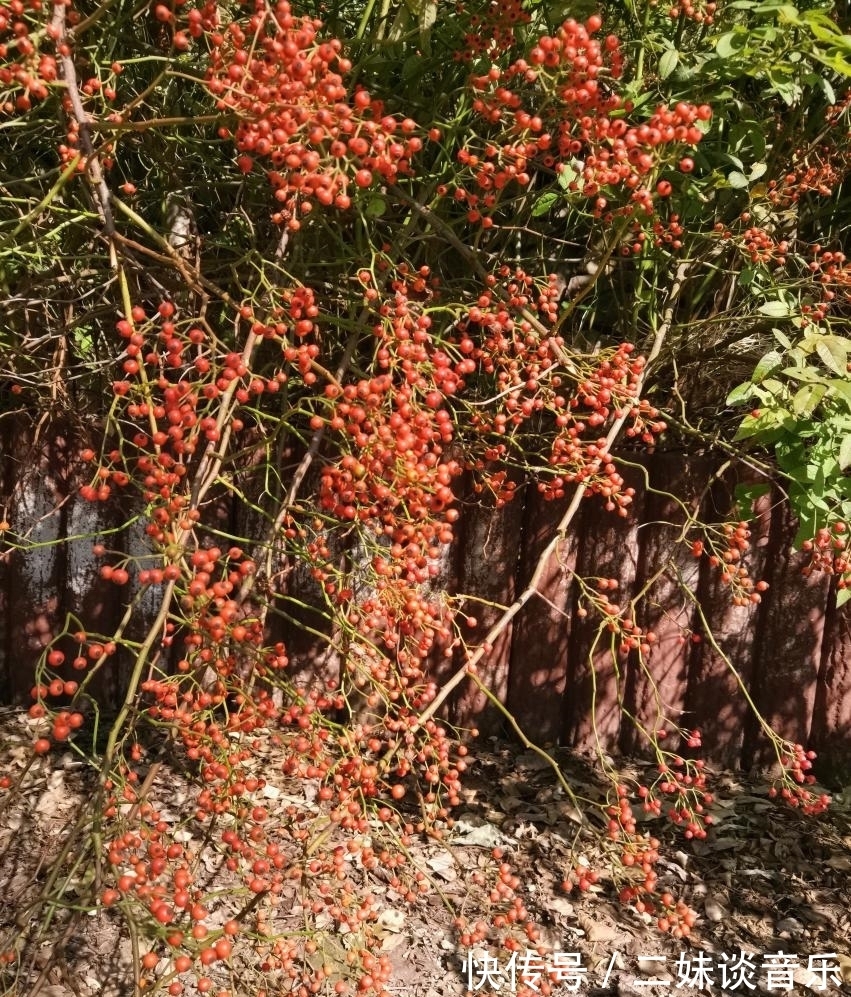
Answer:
[51, 2, 116, 238]
[412, 261, 692, 731]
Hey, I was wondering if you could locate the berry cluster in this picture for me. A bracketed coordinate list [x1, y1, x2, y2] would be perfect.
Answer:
[315, 271, 460, 530]
[560, 862, 600, 894]
[27, 679, 84, 752]
[454, 849, 576, 992]
[299, 266, 465, 704]
[803, 246, 851, 323]
[643, 751, 714, 840]
[206, 0, 425, 229]
[800, 521, 851, 590]
[0, 0, 61, 115]
[766, 94, 851, 212]
[426, 267, 657, 510]
[607, 784, 699, 936]
[539, 345, 652, 509]
[738, 223, 790, 267]
[97, 724, 419, 996]
[458, 15, 710, 224]
[615, 615, 659, 658]
[769, 157, 845, 205]
[455, 0, 530, 61]
[768, 743, 831, 815]
[694, 521, 769, 607]
[150, 0, 218, 51]
[667, 0, 717, 23]
[650, 212, 686, 250]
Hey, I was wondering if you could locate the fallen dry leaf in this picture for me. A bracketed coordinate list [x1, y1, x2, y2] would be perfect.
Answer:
[376, 909, 406, 933]
[576, 912, 619, 942]
[826, 852, 851, 872]
[449, 818, 512, 848]
[548, 896, 575, 918]
[774, 916, 804, 937]
[703, 895, 726, 922]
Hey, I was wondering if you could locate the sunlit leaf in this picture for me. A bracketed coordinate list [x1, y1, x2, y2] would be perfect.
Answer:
[759, 300, 793, 317]
[752, 349, 783, 383]
[532, 192, 559, 216]
[792, 383, 827, 416]
[659, 49, 679, 79]
[815, 336, 849, 376]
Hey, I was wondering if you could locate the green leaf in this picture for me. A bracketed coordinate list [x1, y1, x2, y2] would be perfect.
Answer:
[813, 50, 851, 76]
[728, 170, 750, 188]
[752, 348, 783, 383]
[402, 0, 436, 47]
[73, 328, 95, 359]
[827, 380, 851, 407]
[727, 381, 754, 405]
[728, 122, 767, 160]
[773, 328, 793, 349]
[531, 192, 559, 217]
[768, 4, 805, 21]
[815, 336, 848, 376]
[716, 30, 746, 59]
[801, 8, 851, 48]
[749, 162, 768, 181]
[766, 71, 801, 105]
[734, 418, 760, 440]
[659, 49, 679, 79]
[809, 490, 831, 511]
[792, 382, 827, 416]
[782, 366, 821, 382]
[365, 196, 387, 218]
[402, 54, 427, 81]
[387, 3, 412, 41]
[839, 434, 851, 470]
[759, 300, 793, 317]
[418, 0, 437, 39]
[557, 163, 579, 190]
[837, 587, 851, 608]
[734, 411, 786, 441]
[816, 75, 836, 103]
[735, 480, 771, 513]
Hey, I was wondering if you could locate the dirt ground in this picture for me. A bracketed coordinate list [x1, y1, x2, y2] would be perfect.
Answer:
[1, 707, 850, 997]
